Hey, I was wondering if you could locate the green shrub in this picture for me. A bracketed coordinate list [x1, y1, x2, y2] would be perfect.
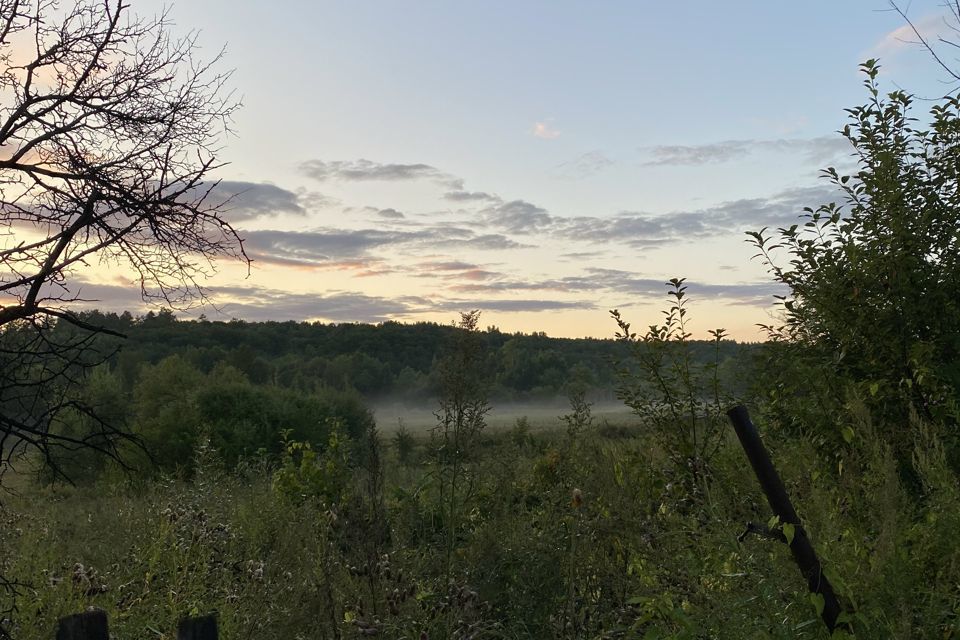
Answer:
[393, 420, 416, 466]
[611, 278, 732, 490]
[748, 60, 960, 456]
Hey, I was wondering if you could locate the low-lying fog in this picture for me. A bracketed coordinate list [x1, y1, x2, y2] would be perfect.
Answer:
[371, 398, 635, 433]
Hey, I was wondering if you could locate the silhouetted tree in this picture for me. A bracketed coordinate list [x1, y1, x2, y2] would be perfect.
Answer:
[0, 0, 242, 481]
[0, 3, 240, 629]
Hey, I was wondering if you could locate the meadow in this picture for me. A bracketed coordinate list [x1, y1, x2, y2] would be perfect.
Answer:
[5, 395, 959, 639]
[3, 34, 960, 640]
[3, 294, 960, 638]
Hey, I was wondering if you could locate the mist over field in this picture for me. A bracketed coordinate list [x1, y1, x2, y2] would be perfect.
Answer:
[372, 399, 636, 434]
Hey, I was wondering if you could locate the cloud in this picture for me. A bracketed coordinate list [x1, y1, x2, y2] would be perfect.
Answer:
[460, 233, 529, 250]
[243, 228, 424, 266]
[531, 121, 561, 139]
[556, 151, 614, 178]
[195, 181, 316, 223]
[788, 136, 855, 165]
[443, 190, 501, 203]
[65, 280, 150, 312]
[553, 184, 842, 247]
[450, 269, 784, 307]
[450, 277, 597, 295]
[481, 199, 552, 233]
[439, 298, 593, 313]
[419, 226, 531, 250]
[458, 269, 500, 281]
[235, 180, 838, 268]
[560, 251, 604, 261]
[64, 268, 781, 331]
[65, 278, 429, 323]
[219, 289, 594, 320]
[371, 180, 842, 252]
[211, 286, 428, 323]
[640, 136, 851, 167]
[64, 277, 598, 322]
[300, 159, 463, 189]
[579, 269, 786, 305]
[297, 190, 341, 211]
[692, 281, 787, 304]
[870, 12, 954, 58]
[240, 222, 529, 271]
[418, 261, 480, 271]
[412, 260, 502, 282]
[643, 141, 752, 165]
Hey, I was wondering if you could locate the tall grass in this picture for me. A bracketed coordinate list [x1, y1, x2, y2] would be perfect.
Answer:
[5, 411, 960, 638]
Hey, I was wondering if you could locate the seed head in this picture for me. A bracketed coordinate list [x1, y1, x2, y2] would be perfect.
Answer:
[571, 488, 583, 509]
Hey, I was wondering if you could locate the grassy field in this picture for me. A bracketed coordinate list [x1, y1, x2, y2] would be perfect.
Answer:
[3, 404, 959, 639]
[371, 401, 637, 434]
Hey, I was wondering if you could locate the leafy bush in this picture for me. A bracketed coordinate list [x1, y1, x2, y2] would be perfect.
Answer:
[611, 278, 732, 489]
[749, 60, 960, 455]
[132, 356, 374, 473]
[392, 420, 416, 466]
[272, 423, 351, 506]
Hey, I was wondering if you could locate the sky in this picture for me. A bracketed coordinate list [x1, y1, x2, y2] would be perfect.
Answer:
[76, 1, 960, 339]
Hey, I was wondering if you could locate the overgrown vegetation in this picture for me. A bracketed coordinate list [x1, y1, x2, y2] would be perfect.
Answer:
[4, 25, 960, 640]
[612, 278, 731, 492]
[5, 369, 960, 638]
[749, 60, 960, 460]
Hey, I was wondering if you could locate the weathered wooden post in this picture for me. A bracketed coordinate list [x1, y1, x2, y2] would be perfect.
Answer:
[56, 609, 108, 640]
[726, 405, 848, 633]
[177, 613, 218, 640]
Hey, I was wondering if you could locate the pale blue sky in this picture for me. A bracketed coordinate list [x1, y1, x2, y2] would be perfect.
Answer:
[98, 1, 959, 338]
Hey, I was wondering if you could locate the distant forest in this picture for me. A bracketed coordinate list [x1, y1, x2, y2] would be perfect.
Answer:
[80, 308, 760, 404]
[33, 309, 762, 476]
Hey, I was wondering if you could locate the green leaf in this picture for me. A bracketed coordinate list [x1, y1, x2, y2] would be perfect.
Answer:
[841, 425, 854, 444]
[810, 592, 825, 617]
[782, 522, 796, 545]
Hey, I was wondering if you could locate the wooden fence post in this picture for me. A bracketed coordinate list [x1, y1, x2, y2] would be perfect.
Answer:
[177, 613, 218, 640]
[726, 405, 848, 633]
[56, 609, 108, 640]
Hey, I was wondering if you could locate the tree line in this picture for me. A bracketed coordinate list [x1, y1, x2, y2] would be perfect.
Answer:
[72, 308, 759, 402]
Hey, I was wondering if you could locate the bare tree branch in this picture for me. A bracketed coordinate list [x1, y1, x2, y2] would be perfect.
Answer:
[888, 1, 960, 83]
[0, 3, 243, 628]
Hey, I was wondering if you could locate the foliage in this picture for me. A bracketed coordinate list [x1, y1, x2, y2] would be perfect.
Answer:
[748, 60, 960, 454]
[11, 30, 960, 640]
[272, 423, 351, 507]
[611, 278, 731, 487]
[8, 406, 960, 638]
[130, 356, 374, 474]
[40, 368, 128, 484]
[428, 310, 491, 630]
[560, 387, 593, 439]
[65, 308, 756, 404]
[393, 419, 416, 466]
